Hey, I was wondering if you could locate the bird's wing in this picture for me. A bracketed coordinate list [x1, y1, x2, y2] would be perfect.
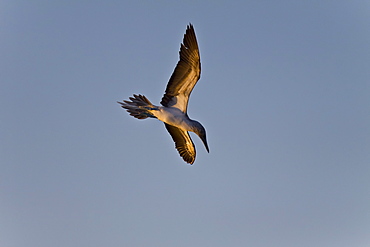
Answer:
[164, 123, 196, 164]
[160, 24, 201, 113]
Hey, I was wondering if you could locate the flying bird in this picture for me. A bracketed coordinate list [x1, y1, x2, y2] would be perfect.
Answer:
[118, 24, 209, 164]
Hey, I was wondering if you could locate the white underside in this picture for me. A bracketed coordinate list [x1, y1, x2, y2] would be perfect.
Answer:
[151, 106, 194, 132]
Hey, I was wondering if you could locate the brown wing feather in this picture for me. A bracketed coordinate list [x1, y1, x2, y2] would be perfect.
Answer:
[160, 24, 201, 112]
[164, 123, 196, 164]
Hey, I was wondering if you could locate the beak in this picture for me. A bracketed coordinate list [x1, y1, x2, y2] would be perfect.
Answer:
[199, 133, 209, 153]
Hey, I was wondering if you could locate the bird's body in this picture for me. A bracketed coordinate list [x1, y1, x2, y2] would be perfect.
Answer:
[152, 107, 193, 131]
[118, 24, 208, 164]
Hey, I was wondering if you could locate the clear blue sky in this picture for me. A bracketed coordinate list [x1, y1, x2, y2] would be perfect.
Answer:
[1, 1, 369, 246]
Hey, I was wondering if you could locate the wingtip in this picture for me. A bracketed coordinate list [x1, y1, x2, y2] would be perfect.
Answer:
[187, 23, 194, 30]
[183, 154, 195, 165]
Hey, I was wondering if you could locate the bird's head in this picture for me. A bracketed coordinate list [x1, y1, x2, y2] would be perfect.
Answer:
[192, 121, 209, 153]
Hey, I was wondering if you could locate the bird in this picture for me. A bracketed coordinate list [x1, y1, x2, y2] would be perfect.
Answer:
[117, 24, 209, 165]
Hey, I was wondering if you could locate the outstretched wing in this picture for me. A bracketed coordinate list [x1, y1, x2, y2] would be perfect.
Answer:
[164, 123, 196, 164]
[160, 24, 201, 113]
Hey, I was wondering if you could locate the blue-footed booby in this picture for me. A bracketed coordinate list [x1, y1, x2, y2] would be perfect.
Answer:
[118, 24, 209, 164]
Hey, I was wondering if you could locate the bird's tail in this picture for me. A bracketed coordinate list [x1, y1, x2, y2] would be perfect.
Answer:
[118, 94, 158, 119]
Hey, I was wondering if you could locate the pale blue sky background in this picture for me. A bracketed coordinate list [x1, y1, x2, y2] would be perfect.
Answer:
[1, 1, 370, 246]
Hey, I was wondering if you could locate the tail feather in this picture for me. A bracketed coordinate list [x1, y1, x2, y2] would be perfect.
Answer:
[118, 94, 157, 119]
